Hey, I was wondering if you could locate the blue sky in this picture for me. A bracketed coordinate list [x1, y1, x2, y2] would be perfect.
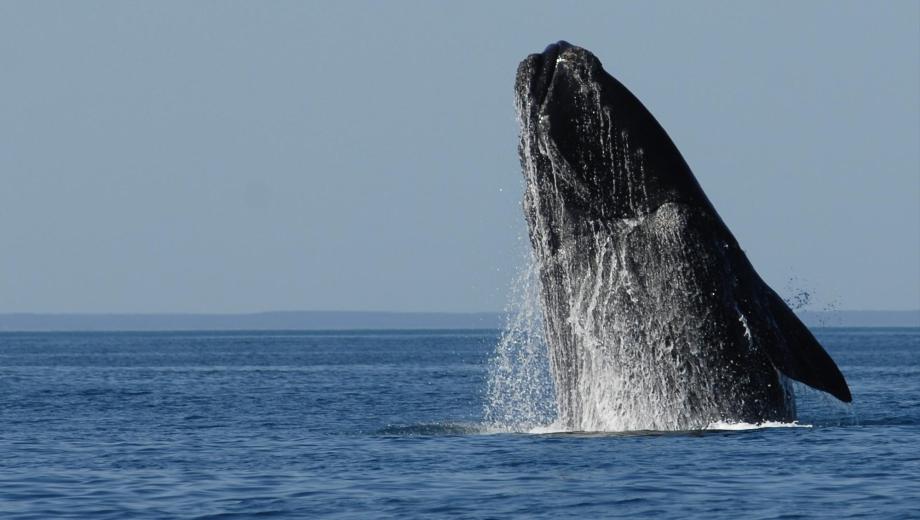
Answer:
[1, 1, 917, 312]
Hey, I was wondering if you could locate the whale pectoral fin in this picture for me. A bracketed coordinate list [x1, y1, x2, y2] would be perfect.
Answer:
[760, 289, 852, 403]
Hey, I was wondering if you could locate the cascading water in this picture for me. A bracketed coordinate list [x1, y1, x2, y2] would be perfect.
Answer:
[482, 251, 855, 432]
[483, 253, 556, 432]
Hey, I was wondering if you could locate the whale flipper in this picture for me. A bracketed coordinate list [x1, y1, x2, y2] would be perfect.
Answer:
[756, 288, 852, 403]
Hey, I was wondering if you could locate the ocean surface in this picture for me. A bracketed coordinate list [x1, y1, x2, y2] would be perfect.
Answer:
[1, 328, 918, 518]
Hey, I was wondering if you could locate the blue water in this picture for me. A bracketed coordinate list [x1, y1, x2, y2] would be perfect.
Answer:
[1, 328, 918, 518]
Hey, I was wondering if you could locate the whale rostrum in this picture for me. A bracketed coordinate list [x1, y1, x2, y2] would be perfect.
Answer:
[515, 41, 851, 431]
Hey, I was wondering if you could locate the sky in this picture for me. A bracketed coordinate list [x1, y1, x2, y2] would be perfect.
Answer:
[1, 1, 918, 313]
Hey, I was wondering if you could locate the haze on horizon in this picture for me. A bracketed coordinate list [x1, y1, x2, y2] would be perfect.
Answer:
[1, 1, 918, 314]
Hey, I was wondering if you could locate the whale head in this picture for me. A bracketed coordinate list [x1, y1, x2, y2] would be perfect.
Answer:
[515, 41, 714, 232]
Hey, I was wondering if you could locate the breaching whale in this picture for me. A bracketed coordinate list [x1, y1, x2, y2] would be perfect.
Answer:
[515, 41, 851, 431]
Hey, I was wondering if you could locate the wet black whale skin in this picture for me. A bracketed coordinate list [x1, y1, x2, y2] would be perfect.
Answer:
[515, 41, 850, 427]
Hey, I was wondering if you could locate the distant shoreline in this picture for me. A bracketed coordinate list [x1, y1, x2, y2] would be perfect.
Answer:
[0, 310, 917, 332]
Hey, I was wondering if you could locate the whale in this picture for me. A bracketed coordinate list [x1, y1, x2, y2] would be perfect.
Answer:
[515, 41, 851, 431]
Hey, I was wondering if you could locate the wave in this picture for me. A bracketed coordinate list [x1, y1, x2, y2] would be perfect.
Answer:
[374, 423, 483, 436]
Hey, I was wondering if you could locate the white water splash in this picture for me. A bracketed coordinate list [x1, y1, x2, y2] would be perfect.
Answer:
[481, 267, 855, 432]
[704, 420, 812, 431]
[483, 253, 556, 432]
[525, 420, 812, 434]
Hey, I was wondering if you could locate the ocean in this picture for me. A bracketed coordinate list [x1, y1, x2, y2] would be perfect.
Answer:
[1, 328, 918, 518]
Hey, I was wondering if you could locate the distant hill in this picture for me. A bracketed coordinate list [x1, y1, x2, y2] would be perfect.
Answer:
[0, 310, 916, 332]
[0, 311, 505, 332]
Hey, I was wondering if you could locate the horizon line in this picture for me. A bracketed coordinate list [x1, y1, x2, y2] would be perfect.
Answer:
[2, 308, 918, 316]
